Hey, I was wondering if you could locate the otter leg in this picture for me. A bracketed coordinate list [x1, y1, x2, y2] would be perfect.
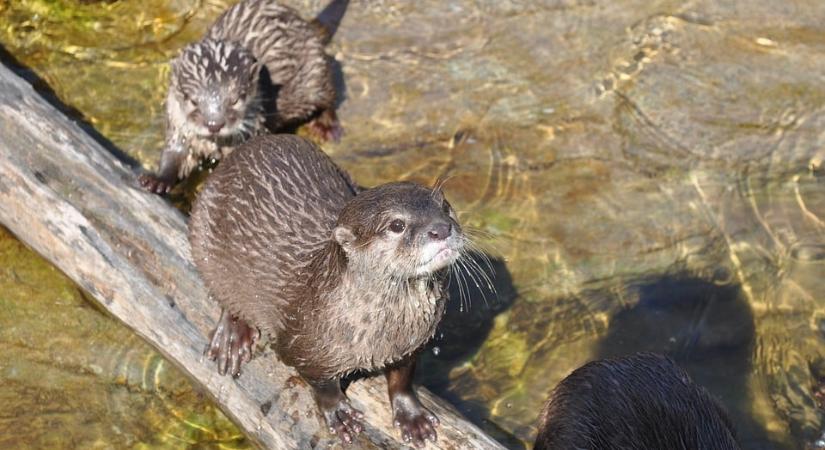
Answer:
[306, 108, 343, 142]
[139, 143, 185, 195]
[206, 308, 259, 378]
[308, 378, 364, 444]
[386, 358, 439, 447]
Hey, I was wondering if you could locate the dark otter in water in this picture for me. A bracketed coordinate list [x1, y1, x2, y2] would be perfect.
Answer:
[534, 352, 741, 450]
[189, 134, 470, 446]
[140, 0, 348, 194]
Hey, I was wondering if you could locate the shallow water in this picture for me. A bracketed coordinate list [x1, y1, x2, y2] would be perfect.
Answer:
[1, 0, 824, 448]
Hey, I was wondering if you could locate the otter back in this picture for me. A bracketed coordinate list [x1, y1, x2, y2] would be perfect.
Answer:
[535, 353, 740, 450]
[206, 0, 333, 126]
[189, 134, 357, 334]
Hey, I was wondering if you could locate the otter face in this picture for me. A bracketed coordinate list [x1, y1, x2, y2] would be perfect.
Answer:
[171, 39, 259, 139]
[334, 182, 465, 279]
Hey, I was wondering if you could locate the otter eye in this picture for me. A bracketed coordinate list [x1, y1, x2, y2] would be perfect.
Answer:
[231, 96, 241, 106]
[388, 219, 406, 234]
[442, 200, 451, 214]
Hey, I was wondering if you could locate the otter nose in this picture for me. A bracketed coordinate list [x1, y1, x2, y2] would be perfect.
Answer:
[206, 119, 225, 134]
[427, 222, 452, 241]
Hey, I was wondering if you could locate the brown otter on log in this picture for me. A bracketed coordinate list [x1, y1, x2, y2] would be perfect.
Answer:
[188, 134, 472, 446]
[534, 352, 741, 450]
[139, 0, 348, 194]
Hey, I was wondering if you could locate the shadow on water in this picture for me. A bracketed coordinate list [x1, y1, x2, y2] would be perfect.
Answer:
[593, 275, 784, 450]
[415, 253, 526, 449]
[328, 55, 348, 110]
[0, 44, 140, 170]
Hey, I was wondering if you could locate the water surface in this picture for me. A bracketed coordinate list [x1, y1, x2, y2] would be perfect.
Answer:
[1, 0, 824, 448]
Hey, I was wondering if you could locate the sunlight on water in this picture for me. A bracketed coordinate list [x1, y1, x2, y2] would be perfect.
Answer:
[0, 226, 248, 448]
[1, 0, 824, 448]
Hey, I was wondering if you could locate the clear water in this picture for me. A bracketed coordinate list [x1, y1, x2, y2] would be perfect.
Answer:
[1, 0, 824, 448]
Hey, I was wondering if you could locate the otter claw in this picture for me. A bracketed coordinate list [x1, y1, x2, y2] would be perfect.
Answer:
[323, 400, 364, 444]
[138, 173, 175, 195]
[306, 110, 343, 143]
[207, 310, 259, 377]
[393, 402, 439, 447]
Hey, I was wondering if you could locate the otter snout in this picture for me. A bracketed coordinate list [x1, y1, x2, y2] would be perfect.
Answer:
[427, 222, 452, 241]
[206, 119, 226, 134]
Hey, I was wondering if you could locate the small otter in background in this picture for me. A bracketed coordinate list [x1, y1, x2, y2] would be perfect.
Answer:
[140, 0, 348, 194]
[535, 353, 741, 450]
[189, 134, 472, 446]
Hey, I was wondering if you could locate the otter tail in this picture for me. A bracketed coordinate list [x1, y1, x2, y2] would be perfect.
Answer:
[311, 0, 349, 45]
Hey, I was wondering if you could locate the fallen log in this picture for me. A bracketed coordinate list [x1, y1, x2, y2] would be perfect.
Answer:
[0, 62, 506, 449]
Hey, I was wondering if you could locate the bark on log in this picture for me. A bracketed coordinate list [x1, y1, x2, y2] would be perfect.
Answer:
[0, 62, 506, 450]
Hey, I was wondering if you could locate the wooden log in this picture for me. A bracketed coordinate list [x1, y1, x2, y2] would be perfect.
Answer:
[0, 62, 506, 450]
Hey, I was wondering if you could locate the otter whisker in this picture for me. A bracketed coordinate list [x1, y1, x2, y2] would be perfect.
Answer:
[448, 264, 467, 313]
[430, 174, 458, 195]
[462, 228, 501, 256]
[463, 225, 495, 239]
[458, 264, 472, 313]
[464, 248, 496, 293]
[456, 255, 487, 309]
[448, 264, 464, 312]
[453, 257, 472, 312]
[461, 229, 497, 248]
[461, 240, 496, 282]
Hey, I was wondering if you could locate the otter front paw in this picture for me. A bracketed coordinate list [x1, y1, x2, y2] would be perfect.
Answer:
[306, 109, 343, 142]
[392, 396, 439, 447]
[138, 173, 176, 195]
[206, 310, 259, 377]
[322, 400, 364, 444]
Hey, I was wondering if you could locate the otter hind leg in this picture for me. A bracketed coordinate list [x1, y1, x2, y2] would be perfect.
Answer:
[206, 308, 259, 378]
[308, 378, 364, 444]
[386, 358, 439, 447]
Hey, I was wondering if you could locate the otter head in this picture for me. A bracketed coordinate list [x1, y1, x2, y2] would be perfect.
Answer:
[333, 182, 464, 279]
[171, 38, 259, 138]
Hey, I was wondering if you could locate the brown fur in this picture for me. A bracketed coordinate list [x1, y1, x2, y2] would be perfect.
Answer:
[535, 353, 740, 450]
[140, 0, 347, 194]
[188, 134, 466, 445]
[189, 134, 357, 336]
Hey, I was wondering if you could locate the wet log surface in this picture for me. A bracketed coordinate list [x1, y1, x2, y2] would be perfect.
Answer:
[0, 62, 505, 450]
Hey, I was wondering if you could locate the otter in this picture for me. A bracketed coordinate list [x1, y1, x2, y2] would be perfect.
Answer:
[188, 134, 470, 446]
[140, 0, 348, 194]
[534, 352, 741, 450]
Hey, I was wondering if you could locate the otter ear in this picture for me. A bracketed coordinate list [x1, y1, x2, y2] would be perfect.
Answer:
[333, 226, 356, 250]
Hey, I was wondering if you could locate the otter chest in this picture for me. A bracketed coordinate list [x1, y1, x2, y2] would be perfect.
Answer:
[324, 278, 446, 375]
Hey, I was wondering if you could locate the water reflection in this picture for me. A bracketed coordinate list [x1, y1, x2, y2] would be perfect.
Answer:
[0, 226, 247, 448]
[1, 0, 824, 448]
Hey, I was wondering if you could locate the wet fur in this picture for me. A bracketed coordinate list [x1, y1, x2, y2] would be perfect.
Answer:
[189, 135, 461, 380]
[144, 0, 343, 191]
[190, 134, 475, 445]
[189, 134, 357, 337]
[206, 0, 336, 130]
[534, 353, 740, 450]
